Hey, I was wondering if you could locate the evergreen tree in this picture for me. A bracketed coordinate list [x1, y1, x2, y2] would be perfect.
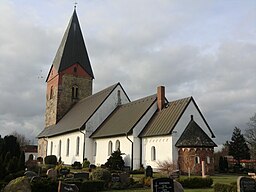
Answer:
[105, 149, 125, 170]
[218, 156, 224, 172]
[228, 127, 250, 164]
[18, 151, 25, 171]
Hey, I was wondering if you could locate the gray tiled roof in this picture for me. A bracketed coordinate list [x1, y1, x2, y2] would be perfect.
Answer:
[37, 83, 119, 138]
[48, 9, 94, 80]
[91, 94, 157, 138]
[140, 97, 192, 137]
[175, 118, 217, 147]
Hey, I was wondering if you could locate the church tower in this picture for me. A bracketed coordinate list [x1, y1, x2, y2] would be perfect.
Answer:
[45, 9, 94, 127]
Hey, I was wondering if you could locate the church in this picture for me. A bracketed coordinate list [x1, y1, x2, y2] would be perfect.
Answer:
[38, 9, 217, 175]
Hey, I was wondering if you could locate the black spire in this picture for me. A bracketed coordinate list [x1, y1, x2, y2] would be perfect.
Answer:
[51, 9, 94, 78]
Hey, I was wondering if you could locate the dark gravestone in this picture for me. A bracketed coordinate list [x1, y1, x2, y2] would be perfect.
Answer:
[74, 172, 89, 180]
[151, 178, 174, 192]
[112, 173, 120, 182]
[237, 176, 256, 192]
[58, 181, 79, 192]
[146, 166, 153, 177]
[60, 169, 70, 177]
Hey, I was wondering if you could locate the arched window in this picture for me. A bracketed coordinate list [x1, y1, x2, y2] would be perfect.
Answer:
[94, 142, 97, 156]
[58, 140, 62, 157]
[115, 140, 120, 151]
[50, 141, 53, 155]
[108, 141, 113, 155]
[76, 137, 80, 156]
[195, 156, 200, 164]
[206, 156, 210, 164]
[50, 86, 53, 99]
[151, 146, 156, 161]
[66, 138, 70, 156]
[72, 85, 78, 99]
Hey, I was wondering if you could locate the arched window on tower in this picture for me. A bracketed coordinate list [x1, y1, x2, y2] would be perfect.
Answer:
[72, 85, 79, 99]
[50, 86, 53, 99]
[108, 141, 113, 156]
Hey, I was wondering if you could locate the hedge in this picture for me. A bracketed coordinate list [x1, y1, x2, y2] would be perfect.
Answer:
[214, 183, 237, 192]
[177, 177, 213, 188]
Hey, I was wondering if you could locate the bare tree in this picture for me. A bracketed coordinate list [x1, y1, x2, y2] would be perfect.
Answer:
[156, 159, 178, 177]
[245, 113, 256, 159]
[11, 131, 31, 146]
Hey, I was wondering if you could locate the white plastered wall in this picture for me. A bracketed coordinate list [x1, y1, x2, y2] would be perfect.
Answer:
[94, 136, 133, 167]
[46, 131, 84, 165]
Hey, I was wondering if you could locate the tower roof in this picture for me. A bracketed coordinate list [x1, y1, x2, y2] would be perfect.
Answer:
[51, 9, 94, 78]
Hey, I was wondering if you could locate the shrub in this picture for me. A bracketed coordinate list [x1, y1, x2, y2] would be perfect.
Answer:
[178, 177, 213, 188]
[141, 177, 151, 187]
[91, 168, 111, 187]
[30, 177, 58, 192]
[44, 155, 57, 165]
[72, 161, 82, 169]
[214, 183, 237, 192]
[83, 159, 90, 168]
[105, 149, 125, 170]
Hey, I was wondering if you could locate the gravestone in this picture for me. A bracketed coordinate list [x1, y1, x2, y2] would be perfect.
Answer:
[58, 181, 79, 192]
[112, 173, 120, 182]
[146, 166, 153, 177]
[151, 178, 174, 192]
[73, 172, 89, 180]
[237, 176, 256, 192]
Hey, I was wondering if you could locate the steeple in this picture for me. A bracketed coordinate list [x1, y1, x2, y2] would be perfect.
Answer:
[45, 9, 94, 127]
[50, 9, 94, 79]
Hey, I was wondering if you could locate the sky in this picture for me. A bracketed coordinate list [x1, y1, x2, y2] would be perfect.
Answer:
[0, 0, 255, 148]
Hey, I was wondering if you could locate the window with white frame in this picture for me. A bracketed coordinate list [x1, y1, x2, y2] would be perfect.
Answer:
[108, 141, 113, 155]
[76, 137, 80, 156]
[195, 156, 200, 164]
[206, 156, 211, 164]
[50, 141, 53, 155]
[94, 141, 97, 156]
[151, 146, 156, 161]
[59, 140, 62, 157]
[66, 138, 70, 156]
[115, 140, 120, 151]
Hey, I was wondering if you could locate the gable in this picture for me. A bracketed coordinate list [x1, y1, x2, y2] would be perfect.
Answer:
[38, 83, 128, 138]
[175, 117, 217, 147]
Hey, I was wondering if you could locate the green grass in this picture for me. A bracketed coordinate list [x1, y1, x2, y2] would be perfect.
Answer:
[105, 174, 241, 192]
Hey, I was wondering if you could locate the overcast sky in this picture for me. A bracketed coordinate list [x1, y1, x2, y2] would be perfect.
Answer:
[0, 0, 255, 147]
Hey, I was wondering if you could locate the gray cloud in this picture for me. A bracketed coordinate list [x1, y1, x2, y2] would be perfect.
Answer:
[0, 1, 255, 147]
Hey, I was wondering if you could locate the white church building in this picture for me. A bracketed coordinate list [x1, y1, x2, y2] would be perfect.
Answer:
[38, 9, 216, 175]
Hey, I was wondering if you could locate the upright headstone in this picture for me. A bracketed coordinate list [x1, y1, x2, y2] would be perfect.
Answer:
[151, 178, 174, 192]
[237, 176, 256, 192]
[58, 181, 79, 192]
[146, 166, 153, 177]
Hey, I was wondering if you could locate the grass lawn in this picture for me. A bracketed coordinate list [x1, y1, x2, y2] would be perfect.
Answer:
[106, 174, 241, 192]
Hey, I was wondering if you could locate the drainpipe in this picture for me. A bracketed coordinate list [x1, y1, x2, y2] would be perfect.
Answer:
[79, 125, 86, 162]
[126, 133, 133, 170]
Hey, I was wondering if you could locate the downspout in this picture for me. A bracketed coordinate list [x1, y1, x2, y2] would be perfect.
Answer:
[126, 133, 133, 170]
[79, 125, 86, 162]
[42, 137, 48, 157]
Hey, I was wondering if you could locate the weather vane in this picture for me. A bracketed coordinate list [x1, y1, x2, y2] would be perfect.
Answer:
[74, 1, 78, 10]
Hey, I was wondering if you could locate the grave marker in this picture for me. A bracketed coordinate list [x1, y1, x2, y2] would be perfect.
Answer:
[237, 176, 256, 192]
[151, 178, 174, 192]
